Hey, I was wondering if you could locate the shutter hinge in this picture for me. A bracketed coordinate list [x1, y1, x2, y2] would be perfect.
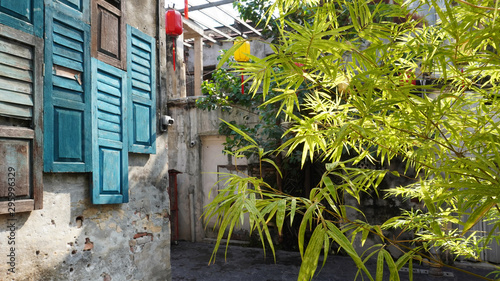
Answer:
[42, 63, 45, 77]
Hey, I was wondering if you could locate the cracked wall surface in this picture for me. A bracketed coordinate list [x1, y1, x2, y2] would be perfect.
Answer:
[0, 0, 172, 280]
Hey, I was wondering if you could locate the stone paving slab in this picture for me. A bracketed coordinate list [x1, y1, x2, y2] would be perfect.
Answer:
[171, 241, 496, 281]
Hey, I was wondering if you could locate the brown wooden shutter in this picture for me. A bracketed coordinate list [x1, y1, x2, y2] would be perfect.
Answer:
[0, 24, 43, 213]
[91, 0, 126, 69]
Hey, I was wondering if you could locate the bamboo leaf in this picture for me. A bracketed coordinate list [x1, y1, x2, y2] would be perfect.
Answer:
[462, 199, 497, 235]
[220, 119, 258, 146]
[374, 225, 384, 243]
[376, 250, 385, 281]
[361, 228, 370, 248]
[262, 158, 283, 178]
[276, 199, 286, 235]
[298, 202, 317, 259]
[290, 198, 297, 225]
[394, 249, 417, 271]
[382, 249, 400, 281]
[323, 175, 338, 202]
[298, 225, 325, 280]
[217, 40, 243, 69]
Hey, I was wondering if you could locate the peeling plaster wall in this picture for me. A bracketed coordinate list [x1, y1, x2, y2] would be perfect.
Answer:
[0, 171, 170, 281]
[167, 98, 258, 242]
[168, 39, 273, 242]
[0, 1, 172, 280]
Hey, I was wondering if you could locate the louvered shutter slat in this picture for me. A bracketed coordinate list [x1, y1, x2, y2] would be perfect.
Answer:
[126, 25, 156, 154]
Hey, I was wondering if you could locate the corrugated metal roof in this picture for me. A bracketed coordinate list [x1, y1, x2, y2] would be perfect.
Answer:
[166, 0, 262, 46]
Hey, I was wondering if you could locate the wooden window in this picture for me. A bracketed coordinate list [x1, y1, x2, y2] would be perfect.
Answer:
[127, 25, 156, 154]
[43, 7, 92, 172]
[91, 0, 126, 69]
[0, 25, 43, 213]
[89, 27, 157, 204]
[0, 0, 43, 37]
[91, 58, 129, 204]
[51, 0, 90, 22]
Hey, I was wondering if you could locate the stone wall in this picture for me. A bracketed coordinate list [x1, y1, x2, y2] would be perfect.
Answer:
[0, 1, 172, 280]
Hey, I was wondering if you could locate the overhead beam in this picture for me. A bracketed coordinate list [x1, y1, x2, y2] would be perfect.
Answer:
[217, 5, 262, 36]
[178, 0, 235, 12]
[200, 34, 218, 44]
[211, 3, 244, 36]
[196, 8, 244, 37]
[189, 15, 233, 40]
[182, 18, 218, 44]
[183, 18, 204, 39]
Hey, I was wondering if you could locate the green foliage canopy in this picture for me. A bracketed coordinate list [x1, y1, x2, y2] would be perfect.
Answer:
[205, 0, 500, 280]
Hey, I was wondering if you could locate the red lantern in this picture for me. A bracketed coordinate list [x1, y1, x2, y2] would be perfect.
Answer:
[166, 9, 183, 70]
[166, 9, 183, 36]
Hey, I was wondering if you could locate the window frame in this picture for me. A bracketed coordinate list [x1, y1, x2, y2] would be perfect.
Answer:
[0, 24, 43, 213]
[91, 0, 126, 70]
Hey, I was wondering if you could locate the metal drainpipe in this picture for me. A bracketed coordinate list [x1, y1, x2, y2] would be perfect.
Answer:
[157, 0, 161, 115]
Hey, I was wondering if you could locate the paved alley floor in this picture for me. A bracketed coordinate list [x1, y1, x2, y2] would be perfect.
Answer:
[171, 241, 497, 281]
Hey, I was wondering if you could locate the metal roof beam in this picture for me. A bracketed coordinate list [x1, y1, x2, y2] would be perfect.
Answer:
[217, 5, 262, 36]
[208, 28, 232, 40]
[187, 18, 223, 44]
[181, 0, 235, 12]
[196, 8, 244, 37]
[200, 33, 218, 44]
[193, 19, 233, 40]
[190, 16, 232, 40]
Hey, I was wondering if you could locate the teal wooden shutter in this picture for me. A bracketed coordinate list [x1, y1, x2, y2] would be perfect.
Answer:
[91, 58, 128, 204]
[126, 25, 156, 154]
[43, 6, 92, 172]
[0, 0, 43, 37]
[46, 0, 90, 23]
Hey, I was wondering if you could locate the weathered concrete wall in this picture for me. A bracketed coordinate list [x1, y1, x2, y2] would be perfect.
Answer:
[0, 1, 172, 280]
[167, 98, 258, 242]
[0, 170, 170, 281]
[168, 37, 274, 243]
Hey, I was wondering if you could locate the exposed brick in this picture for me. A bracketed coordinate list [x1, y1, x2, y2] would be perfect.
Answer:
[133, 232, 147, 239]
[133, 232, 153, 240]
[83, 238, 94, 251]
[133, 232, 153, 244]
